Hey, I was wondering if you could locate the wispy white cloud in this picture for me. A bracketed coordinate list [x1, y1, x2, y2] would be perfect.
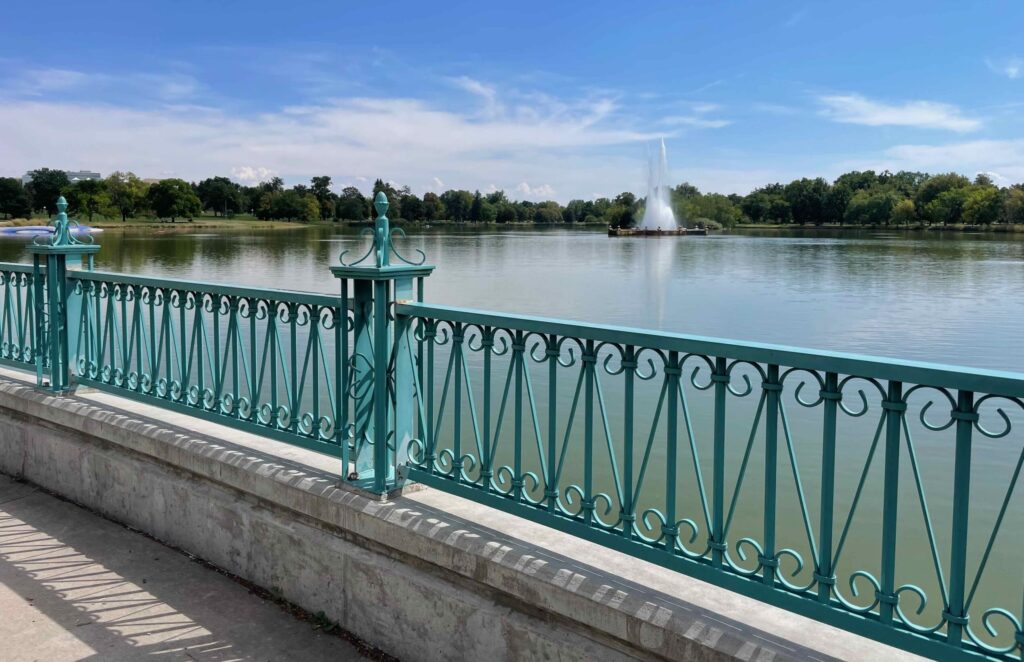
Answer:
[231, 166, 278, 184]
[819, 94, 982, 132]
[753, 102, 801, 116]
[660, 115, 731, 129]
[515, 182, 556, 199]
[5, 67, 203, 102]
[835, 139, 1024, 184]
[985, 56, 1023, 80]
[0, 91, 663, 199]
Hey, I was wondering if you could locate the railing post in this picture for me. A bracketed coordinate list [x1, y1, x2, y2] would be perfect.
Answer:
[710, 356, 728, 567]
[761, 364, 781, 585]
[331, 191, 433, 493]
[945, 390, 975, 645]
[27, 196, 99, 392]
[816, 371, 840, 603]
[879, 380, 905, 624]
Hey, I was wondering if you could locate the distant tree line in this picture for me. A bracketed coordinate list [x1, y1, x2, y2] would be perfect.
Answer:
[2, 168, 1022, 228]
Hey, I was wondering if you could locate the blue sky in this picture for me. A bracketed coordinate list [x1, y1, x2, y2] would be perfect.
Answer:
[1, 1, 1022, 201]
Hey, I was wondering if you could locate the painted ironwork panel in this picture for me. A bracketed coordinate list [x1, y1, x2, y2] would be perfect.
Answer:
[0, 264, 42, 370]
[398, 302, 1024, 661]
[66, 272, 355, 460]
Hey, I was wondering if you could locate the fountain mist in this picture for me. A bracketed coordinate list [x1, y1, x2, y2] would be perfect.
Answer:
[639, 139, 677, 231]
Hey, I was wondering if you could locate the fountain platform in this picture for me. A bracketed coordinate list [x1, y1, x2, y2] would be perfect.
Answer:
[607, 227, 708, 237]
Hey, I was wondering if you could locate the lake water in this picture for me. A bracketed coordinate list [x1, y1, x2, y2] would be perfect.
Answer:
[3, 225, 1018, 370]
[1, 225, 1022, 645]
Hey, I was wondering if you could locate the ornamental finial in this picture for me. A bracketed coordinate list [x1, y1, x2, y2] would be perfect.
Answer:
[56, 196, 68, 216]
[336, 188, 426, 268]
[373, 191, 389, 220]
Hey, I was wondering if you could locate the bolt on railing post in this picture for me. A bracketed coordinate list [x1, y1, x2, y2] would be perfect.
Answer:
[331, 191, 433, 493]
[27, 196, 99, 392]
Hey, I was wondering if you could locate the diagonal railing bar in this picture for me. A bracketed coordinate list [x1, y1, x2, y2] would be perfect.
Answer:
[899, 416, 951, 611]
[778, 400, 820, 564]
[676, 380, 712, 541]
[721, 391, 766, 543]
[830, 413, 885, 571]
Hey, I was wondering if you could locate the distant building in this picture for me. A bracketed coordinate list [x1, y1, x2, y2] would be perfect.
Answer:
[21, 170, 102, 185]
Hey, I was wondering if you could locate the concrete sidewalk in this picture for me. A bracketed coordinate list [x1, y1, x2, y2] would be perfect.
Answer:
[0, 474, 371, 662]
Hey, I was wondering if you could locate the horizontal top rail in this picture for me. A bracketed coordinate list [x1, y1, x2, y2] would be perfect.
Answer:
[397, 302, 1024, 398]
[0, 263, 39, 274]
[69, 269, 340, 308]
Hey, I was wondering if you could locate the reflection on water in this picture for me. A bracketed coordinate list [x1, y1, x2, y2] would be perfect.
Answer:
[0, 226, 1020, 371]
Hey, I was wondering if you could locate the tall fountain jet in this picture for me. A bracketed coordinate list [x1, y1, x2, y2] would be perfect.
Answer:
[639, 139, 678, 231]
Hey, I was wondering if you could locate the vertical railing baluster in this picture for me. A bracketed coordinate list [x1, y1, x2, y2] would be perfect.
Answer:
[545, 334, 558, 511]
[583, 339, 596, 526]
[177, 292, 186, 400]
[622, 345, 636, 540]
[817, 371, 840, 602]
[195, 295, 205, 406]
[290, 302, 299, 433]
[269, 302, 279, 428]
[481, 326, 493, 492]
[311, 304, 321, 435]
[762, 364, 781, 585]
[230, 297, 239, 416]
[513, 330, 524, 501]
[425, 320, 436, 473]
[213, 295, 222, 405]
[711, 356, 728, 567]
[338, 283, 348, 452]
[453, 322, 463, 482]
[248, 297, 257, 421]
[945, 390, 974, 646]
[664, 351, 681, 552]
[879, 380, 904, 624]
[147, 288, 156, 393]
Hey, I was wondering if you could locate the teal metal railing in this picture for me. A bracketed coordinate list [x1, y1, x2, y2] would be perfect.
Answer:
[0, 194, 1020, 660]
[0, 264, 41, 371]
[395, 303, 1024, 661]
[67, 270, 353, 459]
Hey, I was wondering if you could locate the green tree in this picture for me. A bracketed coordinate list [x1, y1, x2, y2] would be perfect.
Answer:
[400, 191, 423, 221]
[961, 186, 1001, 225]
[0, 178, 32, 219]
[440, 189, 473, 222]
[784, 177, 830, 225]
[844, 190, 897, 226]
[105, 172, 148, 222]
[690, 193, 742, 228]
[421, 192, 445, 221]
[336, 187, 368, 220]
[1003, 187, 1024, 224]
[310, 176, 335, 220]
[25, 168, 70, 215]
[469, 190, 483, 222]
[533, 201, 563, 224]
[915, 173, 969, 215]
[147, 178, 202, 222]
[196, 176, 243, 217]
[924, 187, 969, 225]
[64, 179, 109, 223]
[495, 203, 516, 224]
[890, 199, 917, 226]
[824, 185, 852, 225]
